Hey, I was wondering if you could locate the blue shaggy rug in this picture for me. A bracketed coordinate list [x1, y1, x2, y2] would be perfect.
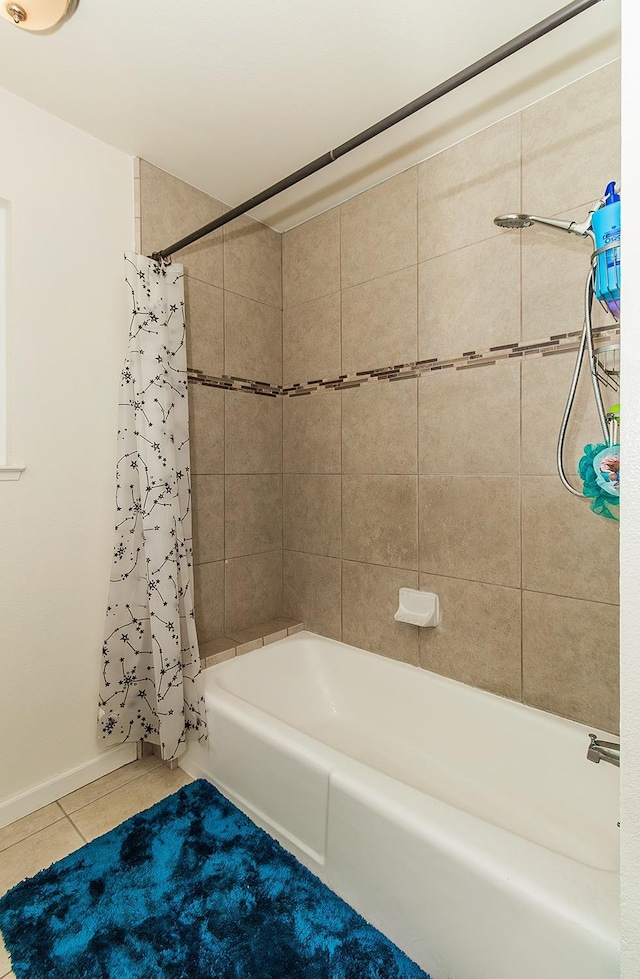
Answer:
[0, 779, 430, 978]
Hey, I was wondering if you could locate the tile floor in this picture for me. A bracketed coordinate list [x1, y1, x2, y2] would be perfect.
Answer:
[0, 757, 193, 979]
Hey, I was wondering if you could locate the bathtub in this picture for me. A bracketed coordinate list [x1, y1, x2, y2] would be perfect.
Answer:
[181, 631, 619, 979]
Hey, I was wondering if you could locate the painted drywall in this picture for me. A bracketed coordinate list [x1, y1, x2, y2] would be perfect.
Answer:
[0, 86, 135, 812]
[620, 3, 640, 973]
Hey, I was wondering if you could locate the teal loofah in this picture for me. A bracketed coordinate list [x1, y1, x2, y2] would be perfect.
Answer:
[578, 442, 620, 521]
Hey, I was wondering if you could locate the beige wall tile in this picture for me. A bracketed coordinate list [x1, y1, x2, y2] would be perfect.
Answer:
[225, 292, 282, 386]
[283, 392, 341, 473]
[521, 353, 604, 477]
[224, 215, 282, 308]
[194, 560, 225, 642]
[200, 636, 236, 665]
[192, 475, 224, 565]
[341, 267, 417, 373]
[522, 62, 620, 218]
[0, 803, 63, 852]
[342, 560, 419, 664]
[139, 160, 223, 288]
[341, 169, 417, 289]
[283, 474, 341, 557]
[205, 648, 236, 668]
[342, 379, 417, 475]
[418, 235, 520, 361]
[418, 115, 520, 261]
[419, 362, 520, 474]
[224, 474, 282, 558]
[236, 638, 263, 656]
[282, 209, 341, 307]
[522, 476, 619, 605]
[419, 475, 520, 587]
[69, 768, 192, 843]
[58, 757, 162, 815]
[418, 573, 521, 700]
[283, 293, 341, 386]
[521, 204, 610, 341]
[522, 590, 619, 733]
[0, 820, 84, 897]
[343, 475, 418, 570]
[225, 392, 282, 473]
[225, 551, 282, 634]
[227, 617, 298, 644]
[283, 551, 342, 640]
[189, 384, 224, 475]
[184, 275, 224, 374]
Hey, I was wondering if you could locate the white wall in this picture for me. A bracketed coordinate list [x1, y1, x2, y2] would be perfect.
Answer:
[0, 87, 135, 818]
[620, 4, 640, 973]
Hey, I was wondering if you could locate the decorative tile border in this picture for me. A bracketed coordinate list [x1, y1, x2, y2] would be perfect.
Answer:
[188, 324, 620, 398]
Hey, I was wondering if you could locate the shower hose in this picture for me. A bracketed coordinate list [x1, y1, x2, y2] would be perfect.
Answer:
[556, 267, 610, 498]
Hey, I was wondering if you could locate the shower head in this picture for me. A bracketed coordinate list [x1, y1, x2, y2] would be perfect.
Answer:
[494, 214, 534, 229]
[494, 212, 594, 238]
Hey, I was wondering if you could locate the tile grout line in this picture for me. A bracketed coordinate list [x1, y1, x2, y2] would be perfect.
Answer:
[64, 812, 88, 846]
[0, 813, 67, 856]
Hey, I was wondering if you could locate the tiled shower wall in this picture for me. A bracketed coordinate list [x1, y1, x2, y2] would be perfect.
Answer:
[280, 61, 621, 733]
[136, 161, 284, 647]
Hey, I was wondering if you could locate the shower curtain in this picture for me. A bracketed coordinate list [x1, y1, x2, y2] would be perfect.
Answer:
[98, 254, 207, 761]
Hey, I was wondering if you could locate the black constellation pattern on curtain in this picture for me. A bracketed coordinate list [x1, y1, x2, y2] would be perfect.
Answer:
[99, 254, 207, 761]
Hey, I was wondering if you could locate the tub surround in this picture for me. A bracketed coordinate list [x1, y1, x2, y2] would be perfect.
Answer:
[199, 619, 304, 668]
[136, 159, 284, 644]
[138, 60, 620, 737]
[280, 60, 620, 735]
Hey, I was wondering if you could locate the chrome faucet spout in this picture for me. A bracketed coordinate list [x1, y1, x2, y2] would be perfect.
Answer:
[587, 733, 620, 767]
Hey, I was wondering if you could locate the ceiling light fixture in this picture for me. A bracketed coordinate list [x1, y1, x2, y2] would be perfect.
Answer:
[1, 0, 78, 31]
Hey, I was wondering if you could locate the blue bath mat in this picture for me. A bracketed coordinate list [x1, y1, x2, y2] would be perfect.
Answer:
[0, 779, 429, 978]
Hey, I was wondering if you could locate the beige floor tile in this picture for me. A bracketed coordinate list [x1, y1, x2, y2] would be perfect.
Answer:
[69, 767, 192, 843]
[0, 803, 64, 852]
[58, 756, 163, 815]
[0, 932, 11, 977]
[0, 820, 84, 897]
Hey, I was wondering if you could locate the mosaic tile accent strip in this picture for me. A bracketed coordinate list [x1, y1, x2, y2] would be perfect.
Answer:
[188, 324, 620, 397]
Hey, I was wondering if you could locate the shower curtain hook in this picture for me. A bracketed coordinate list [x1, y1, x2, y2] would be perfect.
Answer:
[150, 252, 173, 267]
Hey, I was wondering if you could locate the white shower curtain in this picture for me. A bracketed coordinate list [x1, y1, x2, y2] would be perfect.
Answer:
[98, 254, 207, 761]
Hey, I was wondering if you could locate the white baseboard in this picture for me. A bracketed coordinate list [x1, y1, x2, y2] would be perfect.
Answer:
[0, 743, 137, 830]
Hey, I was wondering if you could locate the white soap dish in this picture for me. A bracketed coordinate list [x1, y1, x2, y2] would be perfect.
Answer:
[394, 589, 440, 627]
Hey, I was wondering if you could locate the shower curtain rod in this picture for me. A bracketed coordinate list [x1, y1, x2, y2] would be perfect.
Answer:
[151, 0, 604, 261]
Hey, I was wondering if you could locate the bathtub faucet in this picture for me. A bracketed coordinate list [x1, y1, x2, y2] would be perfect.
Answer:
[587, 733, 620, 768]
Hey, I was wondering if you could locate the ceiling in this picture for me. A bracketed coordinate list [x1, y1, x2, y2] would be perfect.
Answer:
[0, 0, 620, 231]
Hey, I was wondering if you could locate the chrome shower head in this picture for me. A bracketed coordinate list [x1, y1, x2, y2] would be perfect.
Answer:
[494, 211, 595, 239]
[494, 214, 534, 229]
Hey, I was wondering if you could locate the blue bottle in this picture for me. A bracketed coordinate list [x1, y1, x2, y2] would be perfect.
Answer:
[591, 181, 620, 316]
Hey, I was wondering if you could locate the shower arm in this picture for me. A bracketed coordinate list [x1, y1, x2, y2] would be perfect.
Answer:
[151, 0, 605, 262]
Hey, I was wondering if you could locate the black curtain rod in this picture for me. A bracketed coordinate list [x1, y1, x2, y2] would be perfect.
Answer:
[152, 0, 604, 261]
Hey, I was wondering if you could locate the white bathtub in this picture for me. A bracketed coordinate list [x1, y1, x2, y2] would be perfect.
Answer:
[181, 631, 619, 979]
